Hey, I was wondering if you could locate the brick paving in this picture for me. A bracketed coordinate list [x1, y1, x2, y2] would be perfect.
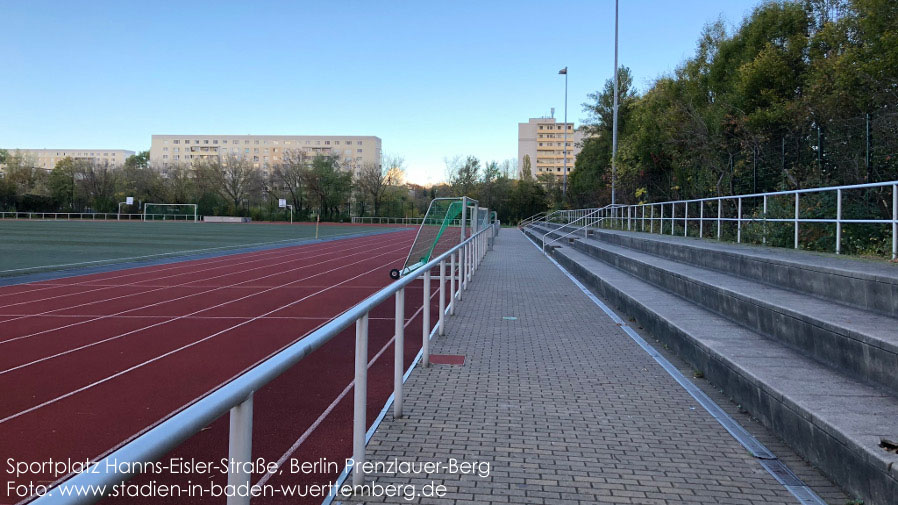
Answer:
[341, 230, 846, 504]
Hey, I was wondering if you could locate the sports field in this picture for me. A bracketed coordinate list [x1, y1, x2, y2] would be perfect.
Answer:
[0, 224, 450, 504]
[0, 220, 391, 277]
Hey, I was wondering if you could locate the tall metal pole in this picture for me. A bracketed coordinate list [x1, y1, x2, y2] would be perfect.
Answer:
[611, 0, 619, 205]
[563, 68, 568, 198]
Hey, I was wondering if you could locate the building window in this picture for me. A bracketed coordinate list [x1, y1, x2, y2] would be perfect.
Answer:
[173, 140, 179, 145]
[357, 141, 362, 145]
[357, 149, 362, 153]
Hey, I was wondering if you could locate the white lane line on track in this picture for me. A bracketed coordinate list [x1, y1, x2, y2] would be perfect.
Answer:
[0, 233, 352, 299]
[255, 284, 440, 488]
[0, 234, 377, 310]
[0, 228, 370, 275]
[0, 250, 407, 424]
[0, 240, 408, 373]
[0, 314, 398, 321]
[0, 234, 406, 346]
[0, 232, 398, 312]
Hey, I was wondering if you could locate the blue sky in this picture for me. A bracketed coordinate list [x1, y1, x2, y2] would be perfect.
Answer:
[0, 0, 761, 184]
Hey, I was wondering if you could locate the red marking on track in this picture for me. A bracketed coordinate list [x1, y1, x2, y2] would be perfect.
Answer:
[429, 354, 466, 365]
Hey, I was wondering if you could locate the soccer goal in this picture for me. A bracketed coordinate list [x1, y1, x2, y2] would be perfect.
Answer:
[389, 197, 477, 279]
[143, 203, 198, 222]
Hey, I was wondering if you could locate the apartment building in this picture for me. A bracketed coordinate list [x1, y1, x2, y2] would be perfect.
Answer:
[0, 149, 135, 173]
[517, 117, 585, 180]
[149, 135, 382, 175]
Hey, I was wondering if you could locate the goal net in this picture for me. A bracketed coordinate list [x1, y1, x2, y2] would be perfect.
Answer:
[143, 203, 198, 222]
[390, 197, 467, 279]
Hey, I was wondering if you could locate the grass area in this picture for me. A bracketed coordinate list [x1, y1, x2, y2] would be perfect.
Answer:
[0, 221, 390, 276]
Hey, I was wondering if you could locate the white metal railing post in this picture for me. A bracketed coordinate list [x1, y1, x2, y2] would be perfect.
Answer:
[717, 199, 722, 240]
[763, 195, 768, 245]
[893, 184, 897, 260]
[684, 202, 688, 237]
[394, 289, 404, 417]
[458, 246, 465, 300]
[352, 313, 369, 486]
[699, 202, 704, 238]
[642, 205, 645, 231]
[450, 252, 457, 313]
[660, 204, 664, 234]
[836, 189, 842, 254]
[737, 197, 742, 243]
[467, 242, 472, 285]
[227, 393, 254, 505]
[651, 205, 655, 233]
[794, 193, 800, 249]
[423, 269, 431, 366]
[439, 260, 446, 335]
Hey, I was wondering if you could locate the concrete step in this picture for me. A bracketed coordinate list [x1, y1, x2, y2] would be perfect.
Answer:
[522, 225, 898, 505]
[587, 227, 898, 319]
[566, 231, 898, 394]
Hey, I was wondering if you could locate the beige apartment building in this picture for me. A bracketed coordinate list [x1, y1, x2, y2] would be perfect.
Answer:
[0, 149, 135, 173]
[149, 135, 382, 175]
[518, 117, 585, 181]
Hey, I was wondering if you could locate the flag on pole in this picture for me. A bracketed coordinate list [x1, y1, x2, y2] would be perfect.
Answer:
[558, 67, 567, 75]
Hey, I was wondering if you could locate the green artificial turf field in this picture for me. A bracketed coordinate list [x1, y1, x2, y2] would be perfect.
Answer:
[0, 220, 390, 277]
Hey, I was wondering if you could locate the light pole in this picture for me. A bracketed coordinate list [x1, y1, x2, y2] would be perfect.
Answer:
[559, 67, 568, 198]
[611, 0, 619, 205]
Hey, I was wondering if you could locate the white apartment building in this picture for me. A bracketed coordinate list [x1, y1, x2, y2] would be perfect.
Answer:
[0, 149, 135, 172]
[517, 117, 585, 180]
[149, 134, 382, 175]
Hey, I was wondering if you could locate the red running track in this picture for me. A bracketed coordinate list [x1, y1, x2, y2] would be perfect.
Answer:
[0, 229, 446, 504]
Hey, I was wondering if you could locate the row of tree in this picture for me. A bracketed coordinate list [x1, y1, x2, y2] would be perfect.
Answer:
[564, 0, 897, 255]
[571, 0, 897, 207]
[0, 148, 544, 224]
[0, 149, 417, 221]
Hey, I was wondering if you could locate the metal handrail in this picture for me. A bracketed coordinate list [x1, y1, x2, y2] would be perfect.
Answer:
[541, 204, 625, 253]
[585, 180, 898, 260]
[0, 212, 147, 220]
[31, 223, 496, 505]
[0, 212, 207, 221]
[518, 211, 546, 228]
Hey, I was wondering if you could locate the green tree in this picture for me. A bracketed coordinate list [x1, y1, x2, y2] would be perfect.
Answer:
[569, 66, 636, 206]
[305, 155, 352, 220]
[123, 150, 150, 170]
[49, 158, 78, 210]
[522, 154, 532, 180]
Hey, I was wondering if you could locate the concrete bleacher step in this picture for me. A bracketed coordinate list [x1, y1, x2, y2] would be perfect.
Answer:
[522, 224, 898, 505]
[590, 227, 898, 319]
[575, 234, 898, 394]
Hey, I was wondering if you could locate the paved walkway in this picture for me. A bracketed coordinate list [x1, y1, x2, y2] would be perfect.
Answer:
[343, 230, 844, 504]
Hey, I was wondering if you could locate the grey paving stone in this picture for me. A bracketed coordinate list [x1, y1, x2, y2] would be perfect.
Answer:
[340, 230, 846, 505]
